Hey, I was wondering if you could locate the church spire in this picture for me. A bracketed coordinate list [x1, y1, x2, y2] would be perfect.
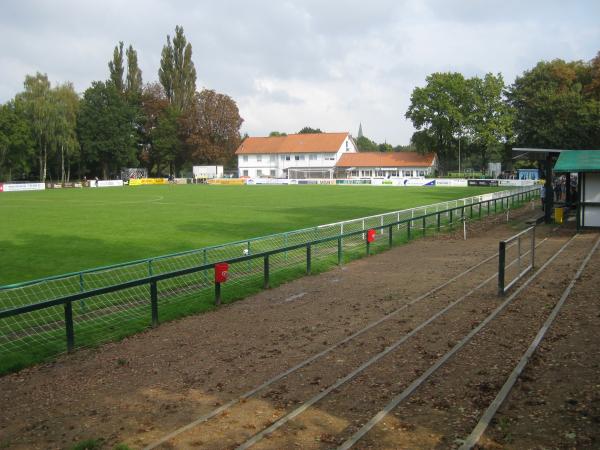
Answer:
[358, 122, 363, 138]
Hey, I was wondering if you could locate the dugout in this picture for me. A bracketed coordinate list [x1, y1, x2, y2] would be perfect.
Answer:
[554, 150, 600, 229]
[513, 148, 567, 224]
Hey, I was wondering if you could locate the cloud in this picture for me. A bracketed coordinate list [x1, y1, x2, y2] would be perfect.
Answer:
[1, 0, 599, 144]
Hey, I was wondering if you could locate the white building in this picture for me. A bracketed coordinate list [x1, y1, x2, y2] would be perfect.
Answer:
[236, 132, 358, 178]
[335, 152, 438, 178]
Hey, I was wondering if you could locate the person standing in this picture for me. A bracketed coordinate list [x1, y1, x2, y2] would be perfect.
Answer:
[540, 184, 546, 211]
[554, 181, 562, 202]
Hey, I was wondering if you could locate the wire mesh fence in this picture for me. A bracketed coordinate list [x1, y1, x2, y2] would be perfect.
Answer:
[0, 186, 539, 372]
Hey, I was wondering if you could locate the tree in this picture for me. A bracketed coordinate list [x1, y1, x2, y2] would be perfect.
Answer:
[108, 41, 125, 93]
[467, 73, 513, 169]
[405, 72, 474, 172]
[355, 135, 377, 152]
[125, 45, 143, 98]
[269, 131, 287, 137]
[78, 81, 137, 178]
[298, 127, 322, 134]
[0, 100, 35, 181]
[183, 89, 243, 167]
[507, 58, 600, 149]
[17, 73, 55, 181]
[52, 83, 80, 182]
[159, 26, 196, 112]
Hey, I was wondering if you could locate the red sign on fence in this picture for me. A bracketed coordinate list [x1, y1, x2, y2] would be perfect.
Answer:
[367, 229, 376, 243]
[215, 262, 229, 283]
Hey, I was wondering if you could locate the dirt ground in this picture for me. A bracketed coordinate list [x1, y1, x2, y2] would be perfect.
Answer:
[0, 204, 598, 450]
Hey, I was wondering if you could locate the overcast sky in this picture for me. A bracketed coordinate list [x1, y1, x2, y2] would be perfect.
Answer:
[1, 0, 599, 145]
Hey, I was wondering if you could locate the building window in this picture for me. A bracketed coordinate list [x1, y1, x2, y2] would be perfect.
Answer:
[419, 170, 425, 176]
[242, 155, 248, 162]
[270, 169, 276, 177]
[243, 170, 249, 176]
[256, 155, 262, 162]
[257, 169, 262, 176]
[325, 154, 335, 161]
[285, 155, 291, 161]
[309, 154, 317, 161]
[270, 155, 276, 162]
[362, 170, 372, 177]
[405, 170, 413, 177]
[295, 155, 305, 161]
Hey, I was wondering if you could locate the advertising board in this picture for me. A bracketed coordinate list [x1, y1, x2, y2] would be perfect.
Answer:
[0, 183, 46, 192]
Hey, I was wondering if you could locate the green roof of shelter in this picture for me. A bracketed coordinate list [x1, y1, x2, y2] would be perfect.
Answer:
[554, 150, 600, 172]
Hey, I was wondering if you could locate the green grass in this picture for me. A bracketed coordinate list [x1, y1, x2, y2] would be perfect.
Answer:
[0, 185, 534, 375]
[0, 184, 503, 286]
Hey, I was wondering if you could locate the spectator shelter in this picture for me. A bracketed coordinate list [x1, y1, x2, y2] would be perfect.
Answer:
[513, 148, 566, 224]
[554, 150, 600, 229]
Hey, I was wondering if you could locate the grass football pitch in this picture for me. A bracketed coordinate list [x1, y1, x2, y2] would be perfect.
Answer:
[0, 184, 503, 286]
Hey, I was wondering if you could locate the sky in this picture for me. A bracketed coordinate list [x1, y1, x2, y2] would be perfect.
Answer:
[1, 0, 599, 145]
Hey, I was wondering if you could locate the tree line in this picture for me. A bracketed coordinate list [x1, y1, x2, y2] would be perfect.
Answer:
[1, 40, 599, 181]
[404, 52, 600, 172]
[0, 26, 243, 182]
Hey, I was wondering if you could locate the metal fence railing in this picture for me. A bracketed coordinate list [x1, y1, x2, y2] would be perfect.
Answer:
[498, 225, 536, 295]
[0, 186, 539, 371]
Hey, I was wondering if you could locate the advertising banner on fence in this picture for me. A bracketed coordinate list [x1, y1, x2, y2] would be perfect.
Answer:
[468, 179, 499, 187]
[434, 178, 469, 187]
[89, 180, 124, 188]
[129, 178, 167, 186]
[207, 178, 245, 185]
[0, 183, 46, 192]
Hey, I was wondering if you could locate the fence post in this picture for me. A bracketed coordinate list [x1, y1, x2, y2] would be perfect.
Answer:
[531, 226, 536, 269]
[306, 243, 312, 274]
[498, 240, 506, 296]
[263, 255, 270, 289]
[437, 212, 441, 232]
[407, 220, 412, 240]
[148, 259, 153, 276]
[78, 272, 87, 312]
[64, 301, 74, 353]
[215, 282, 222, 306]
[203, 249, 208, 284]
[337, 237, 343, 265]
[151, 280, 158, 327]
[449, 209, 453, 227]
[388, 225, 393, 248]
[422, 216, 426, 236]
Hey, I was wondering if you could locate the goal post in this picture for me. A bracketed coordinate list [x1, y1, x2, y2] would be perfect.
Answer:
[287, 168, 334, 179]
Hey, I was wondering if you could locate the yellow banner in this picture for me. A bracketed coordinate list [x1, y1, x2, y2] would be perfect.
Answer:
[129, 178, 168, 186]
[207, 178, 245, 185]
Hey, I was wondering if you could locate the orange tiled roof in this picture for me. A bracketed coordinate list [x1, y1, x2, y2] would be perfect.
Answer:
[235, 132, 349, 154]
[336, 152, 436, 168]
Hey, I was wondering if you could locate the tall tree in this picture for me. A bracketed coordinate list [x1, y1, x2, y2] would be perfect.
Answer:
[467, 73, 513, 169]
[17, 73, 55, 181]
[139, 83, 170, 174]
[108, 41, 125, 93]
[0, 100, 35, 181]
[52, 83, 80, 183]
[406, 72, 474, 172]
[125, 45, 143, 98]
[183, 89, 243, 167]
[507, 58, 599, 149]
[78, 81, 137, 178]
[159, 26, 196, 112]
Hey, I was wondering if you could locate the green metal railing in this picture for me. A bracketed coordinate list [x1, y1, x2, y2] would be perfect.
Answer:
[0, 187, 539, 359]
